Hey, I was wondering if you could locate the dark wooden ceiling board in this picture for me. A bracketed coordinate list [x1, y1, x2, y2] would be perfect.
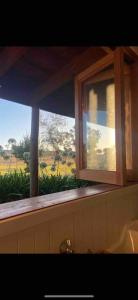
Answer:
[40, 80, 75, 118]
[23, 47, 64, 70]
[13, 59, 50, 81]
[0, 47, 108, 117]
[30, 47, 107, 104]
[0, 47, 29, 77]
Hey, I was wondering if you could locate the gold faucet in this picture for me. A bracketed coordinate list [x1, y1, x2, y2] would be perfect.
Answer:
[59, 239, 74, 253]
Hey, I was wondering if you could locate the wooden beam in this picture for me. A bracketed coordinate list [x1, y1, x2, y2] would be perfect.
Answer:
[30, 47, 108, 105]
[0, 47, 28, 77]
[130, 47, 138, 57]
[30, 107, 39, 197]
[101, 47, 113, 54]
[76, 52, 114, 82]
[122, 47, 138, 61]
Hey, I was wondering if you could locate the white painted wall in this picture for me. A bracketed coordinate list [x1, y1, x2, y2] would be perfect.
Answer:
[0, 184, 138, 253]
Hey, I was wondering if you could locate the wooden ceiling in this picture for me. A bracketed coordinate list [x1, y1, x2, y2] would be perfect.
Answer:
[0, 47, 107, 103]
[0, 46, 136, 117]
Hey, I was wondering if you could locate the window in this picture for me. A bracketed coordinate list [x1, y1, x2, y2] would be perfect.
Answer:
[83, 70, 116, 172]
[75, 48, 138, 185]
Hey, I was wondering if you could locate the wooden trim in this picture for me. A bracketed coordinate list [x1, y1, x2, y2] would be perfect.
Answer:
[75, 78, 82, 176]
[75, 48, 130, 185]
[130, 61, 138, 180]
[82, 84, 89, 168]
[79, 170, 117, 184]
[84, 64, 130, 85]
[76, 53, 114, 82]
[75, 53, 115, 180]
[114, 48, 126, 185]
[124, 70, 133, 173]
[30, 107, 39, 197]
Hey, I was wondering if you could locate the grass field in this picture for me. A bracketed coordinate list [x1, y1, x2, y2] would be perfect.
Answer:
[0, 155, 76, 176]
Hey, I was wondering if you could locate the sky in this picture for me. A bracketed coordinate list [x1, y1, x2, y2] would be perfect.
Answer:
[0, 99, 31, 148]
[0, 98, 75, 149]
[0, 98, 115, 150]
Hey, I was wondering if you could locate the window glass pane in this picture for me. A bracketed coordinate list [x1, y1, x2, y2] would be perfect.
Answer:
[82, 71, 116, 171]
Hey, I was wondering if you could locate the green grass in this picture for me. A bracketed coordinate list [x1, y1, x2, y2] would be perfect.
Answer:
[0, 171, 97, 204]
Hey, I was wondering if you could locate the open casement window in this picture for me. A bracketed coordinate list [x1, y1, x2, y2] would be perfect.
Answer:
[75, 48, 138, 185]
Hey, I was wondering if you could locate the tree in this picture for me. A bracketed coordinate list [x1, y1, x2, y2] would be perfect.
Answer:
[12, 135, 30, 159]
[7, 138, 17, 170]
[0, 145, 4, 156]
[10, 135, 47, 173]
[40, 113, 76, 175]
[40, 113, 66, 151]
[8, 138, 16, 147]
[40, 113, 75, 152]
[0, 146, 11, 172]
[0, 145, 9, 160]
[3, 155, 10, 160]
[11, 135, 31, 172]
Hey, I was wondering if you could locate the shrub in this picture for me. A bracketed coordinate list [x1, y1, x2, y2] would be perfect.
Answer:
[0, 171, 98, 204]
[0, 171, 30, 203]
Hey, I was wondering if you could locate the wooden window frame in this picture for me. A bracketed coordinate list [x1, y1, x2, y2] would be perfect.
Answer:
[75, 48, 136, 186]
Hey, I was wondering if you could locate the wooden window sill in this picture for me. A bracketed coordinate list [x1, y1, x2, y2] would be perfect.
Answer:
[0, 183, 135, 221]
[0, 184, 120, 221]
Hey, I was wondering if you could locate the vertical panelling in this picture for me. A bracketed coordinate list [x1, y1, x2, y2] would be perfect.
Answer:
[34, 222, 50, 253]
[74, 207, 95, 253]
[18, 227, 35, 253]
[0, 185, 138, 253]
[131, 187, 138, 218]
[49, 214, 75, 253]
[105, 188, 138, 248]
[0, 233, 18, 253]
[106, 192, 130, 247]
[91, 199, 107, 251]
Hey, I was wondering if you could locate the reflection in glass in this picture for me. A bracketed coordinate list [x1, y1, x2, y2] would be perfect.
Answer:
[83, 78, 116, 171]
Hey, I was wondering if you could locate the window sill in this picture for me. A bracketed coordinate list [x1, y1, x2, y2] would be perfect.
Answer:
[0, 184, 122, 221]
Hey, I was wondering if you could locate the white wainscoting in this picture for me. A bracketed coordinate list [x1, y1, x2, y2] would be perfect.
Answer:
[0, 184, 138, 253]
